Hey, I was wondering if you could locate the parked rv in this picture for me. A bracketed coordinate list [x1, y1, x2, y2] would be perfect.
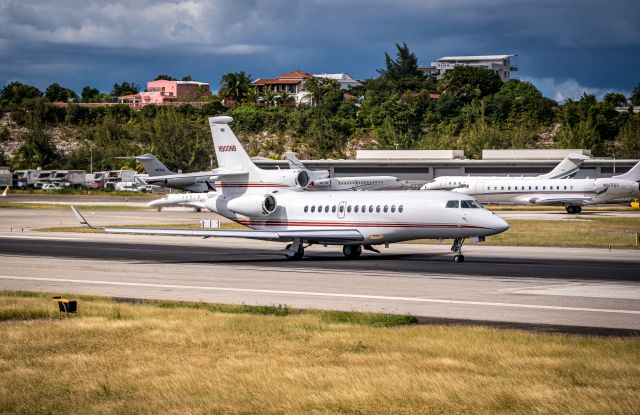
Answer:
[51, 170, 86, 188]
[104, 170, 136, 189]
[0, 167, 11, 187]
[87, 171, 106, 189]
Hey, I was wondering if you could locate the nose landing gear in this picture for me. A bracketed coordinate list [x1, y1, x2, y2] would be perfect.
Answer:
[451, 238, 465, 263]
[566, 205, 582, 214]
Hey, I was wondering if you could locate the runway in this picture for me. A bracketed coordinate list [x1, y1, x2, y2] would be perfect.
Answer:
[1, 229, 639, 334]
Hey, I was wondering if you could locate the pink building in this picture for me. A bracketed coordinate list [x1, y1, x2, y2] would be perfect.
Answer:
[119, 80, 210, 106]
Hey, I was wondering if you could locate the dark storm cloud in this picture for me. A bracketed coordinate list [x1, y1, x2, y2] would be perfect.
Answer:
[0, 0, 638, 100]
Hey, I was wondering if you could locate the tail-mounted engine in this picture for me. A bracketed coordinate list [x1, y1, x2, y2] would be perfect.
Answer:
[226, 194, 277, 217]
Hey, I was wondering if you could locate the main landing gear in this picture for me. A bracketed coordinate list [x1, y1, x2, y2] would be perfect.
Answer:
[285, 243, 304, 259]
[566, 205, 582, 214]
[451, 238, 465, 263]
[342, 244, 362, 259]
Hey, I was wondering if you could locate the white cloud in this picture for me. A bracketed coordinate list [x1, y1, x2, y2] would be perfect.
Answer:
[522, 76, 630, 102]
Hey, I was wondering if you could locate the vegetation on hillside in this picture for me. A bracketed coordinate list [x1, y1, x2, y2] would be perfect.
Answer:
[1, 43, 639, 173]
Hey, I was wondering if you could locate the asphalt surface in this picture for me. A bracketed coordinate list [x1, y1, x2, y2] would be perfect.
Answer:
[1, 206, 639, 335]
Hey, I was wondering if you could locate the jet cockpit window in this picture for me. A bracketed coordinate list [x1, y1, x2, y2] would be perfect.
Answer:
[446, 200, 459, 208]
[461, 200, 475, 208]
[469, 200, 481, 208]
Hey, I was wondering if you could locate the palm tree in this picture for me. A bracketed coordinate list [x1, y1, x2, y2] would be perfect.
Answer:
[219, 71, 252, 102]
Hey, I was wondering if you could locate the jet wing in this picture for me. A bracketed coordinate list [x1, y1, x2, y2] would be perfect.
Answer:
[144, 169, 248, 184]
[514, 195, 589, 206]
[70, 207, 363, 242]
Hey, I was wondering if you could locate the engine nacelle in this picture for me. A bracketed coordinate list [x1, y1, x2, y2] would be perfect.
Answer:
[226, 194, 277, 217]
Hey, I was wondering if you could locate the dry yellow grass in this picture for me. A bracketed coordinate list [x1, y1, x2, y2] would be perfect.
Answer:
[0, 292, 638, 414]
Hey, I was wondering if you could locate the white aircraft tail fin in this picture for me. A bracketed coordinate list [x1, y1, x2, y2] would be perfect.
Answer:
[285, 152, 306, 170]
[135, 153, 175, 176]
[612, 161, 640, 182]
[208, 116, 258, 174]
[537, 153, 589, 179]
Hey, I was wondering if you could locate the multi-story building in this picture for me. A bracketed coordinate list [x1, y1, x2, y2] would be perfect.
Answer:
[119, 79, 210, 106]
[252, 71, 314, 105]
[312, 73, 360, 90]
[420, 54, 518, 82]
[252, 71, 361, 105]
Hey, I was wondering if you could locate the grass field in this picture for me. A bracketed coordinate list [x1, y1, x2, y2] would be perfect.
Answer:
[0, 291, 638, 414]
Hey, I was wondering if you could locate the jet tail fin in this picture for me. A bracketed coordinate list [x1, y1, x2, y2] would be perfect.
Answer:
[285, 152, 306, 170]
[116, 154, 175, 176]
[208, 116, 258, 173]
[612, 161, 640, 182]
[537, 153, 589, 179]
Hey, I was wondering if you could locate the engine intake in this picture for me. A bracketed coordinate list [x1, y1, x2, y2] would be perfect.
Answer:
[227, 194, 277, 217]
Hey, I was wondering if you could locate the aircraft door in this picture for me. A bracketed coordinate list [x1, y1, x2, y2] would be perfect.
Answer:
[337, 201, 347, 219]
[475, 181, 485, 202]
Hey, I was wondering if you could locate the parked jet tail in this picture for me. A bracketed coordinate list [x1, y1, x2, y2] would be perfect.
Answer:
[612, 161, 640, 182]
[537, 153, 589, 179]
[134, 154, 175, 176]
[208, 116, 260, 174]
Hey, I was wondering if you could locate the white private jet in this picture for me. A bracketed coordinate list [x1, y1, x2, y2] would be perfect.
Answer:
[72, 116, 509, 262]
[422, 153, 590, 191]
[147, 191, 215, 211]
[448, 166, 640, 213]
[285, 153, 409, 191]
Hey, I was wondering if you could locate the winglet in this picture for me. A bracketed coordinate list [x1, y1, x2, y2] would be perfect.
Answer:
[70, 206, 94, 229]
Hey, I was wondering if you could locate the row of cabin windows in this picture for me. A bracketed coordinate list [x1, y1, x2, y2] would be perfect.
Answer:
[304, 204, 404, 214]
[342, 180, 383, 186]
[490, 185, 575, 191]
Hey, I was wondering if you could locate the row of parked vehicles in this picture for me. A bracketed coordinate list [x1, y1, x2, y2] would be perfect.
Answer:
[4, 168, 152, 192]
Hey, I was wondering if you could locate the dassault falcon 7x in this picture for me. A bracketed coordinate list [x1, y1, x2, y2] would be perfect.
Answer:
[421, 153, 589, 191]
[72, 116, 509, 262]
[446, 164, 640, 213]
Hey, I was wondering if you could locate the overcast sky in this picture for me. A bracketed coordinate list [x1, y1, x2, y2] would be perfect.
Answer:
[1, 0, 638, 101]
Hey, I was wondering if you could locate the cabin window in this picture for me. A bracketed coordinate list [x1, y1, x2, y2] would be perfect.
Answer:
[325, 206, 329, 213]
[347, 205, 352, 213]
[564, 186, 567, 190]
[318, 205, 323, 212]
[391, 205, 396, 213]
[339, 205, 344, 213]
[543, 186, 546, 190]
[354, 205, 359, 213]
[508, 186, 511, 190]
[556, 186, 560, 190]
[375, 205, 380, 213]
[369, 205, 374, 213]
[501, 186, 504, 190]
[383, 205, 388, 213]
[446, 200, 459, 208]
[362, 205, 366, 213]
[311, 206, 315, 213]
[332, 205, 336, 213]
[304, 206, 308, 213]
[570, 186, 574, 190]
[399, 205, 404, 213]
[529, 186, 531, 190]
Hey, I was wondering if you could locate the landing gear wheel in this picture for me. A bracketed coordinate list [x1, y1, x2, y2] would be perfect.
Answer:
[451, 238, 465, 263]
[342, 245, 362, 259]
[285, 244, 305, 260]
[566, 205, 582, 214]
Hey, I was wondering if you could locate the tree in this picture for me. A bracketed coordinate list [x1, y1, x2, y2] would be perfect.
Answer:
[81, 86, 100, 103]
[438, 66, 502, 104]
[181, 75, 193, 81]
[0, 82, 41, 106]
[603, 92, 627, 107]
[219, 71, 252, 102]
[377, 42, 423, 82]
[111, 82, 140, 96]
[44, 83, 78, 102]
[630, 84, 640, 106]
[155, 74, 176, 81]
[617, 113, 640, 158]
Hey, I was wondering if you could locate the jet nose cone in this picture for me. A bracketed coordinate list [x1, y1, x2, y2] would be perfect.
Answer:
[492, 214, 510, 233]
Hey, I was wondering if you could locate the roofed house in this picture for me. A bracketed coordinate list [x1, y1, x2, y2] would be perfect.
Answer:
[313, 73, 360, 90]
[252, 71, 313, 105]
